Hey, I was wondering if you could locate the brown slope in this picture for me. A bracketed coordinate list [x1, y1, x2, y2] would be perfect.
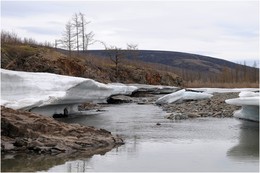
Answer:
[1, 43, 182, 86]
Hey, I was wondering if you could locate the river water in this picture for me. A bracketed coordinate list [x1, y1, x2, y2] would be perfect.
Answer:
[1, 103, 259, 172]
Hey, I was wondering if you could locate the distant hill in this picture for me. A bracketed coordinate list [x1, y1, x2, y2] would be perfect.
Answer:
[84, 49, 259, 87]
[86, 50, 246, 74]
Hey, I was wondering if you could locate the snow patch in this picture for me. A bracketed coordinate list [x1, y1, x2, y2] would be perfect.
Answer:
[155, 89, 213, 105]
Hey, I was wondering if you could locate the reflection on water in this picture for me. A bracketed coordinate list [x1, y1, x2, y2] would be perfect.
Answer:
[1, 145, 115, 172]
[227, 121, 259, 161]
[1, 103, 259, 172]
[1, 153, 69, 172]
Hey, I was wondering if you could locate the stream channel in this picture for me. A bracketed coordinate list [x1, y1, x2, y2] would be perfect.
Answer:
[2, 103, 259, 172]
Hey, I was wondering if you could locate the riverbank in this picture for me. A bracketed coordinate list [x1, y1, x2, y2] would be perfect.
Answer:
[0, 92, 249, 155]
[1, 97, 259, 172]
[1, 106, 124, 154]
[105, 92, 241, 119]
[161, 92, 240, 119]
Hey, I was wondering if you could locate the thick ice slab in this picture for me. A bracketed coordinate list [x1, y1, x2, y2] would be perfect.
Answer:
[1, 69, 137, 116]
[155, 89, 213, 105]
[225, 91, 259, 106]
[225, 91, 259, 122]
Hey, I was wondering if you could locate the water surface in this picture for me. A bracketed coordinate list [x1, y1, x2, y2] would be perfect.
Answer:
[2, 103, 259, 172]
[55, 104, 259, 172]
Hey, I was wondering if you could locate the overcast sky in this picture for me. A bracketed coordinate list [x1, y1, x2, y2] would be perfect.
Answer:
[1, 0, 259, 64]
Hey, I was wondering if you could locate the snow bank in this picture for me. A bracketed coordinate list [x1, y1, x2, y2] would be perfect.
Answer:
[189, 88, 259, 94]
[225, 91, 259, 122]
[155, 89, 213, 105]
[1, 69, 138, 116]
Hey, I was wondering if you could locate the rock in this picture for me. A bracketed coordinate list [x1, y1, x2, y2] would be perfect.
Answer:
[107, 95, 133, 104]
[166, 113, 188, 120]
[14, 138, 27, 147]
[156, 123, 161, 126]
[1, 106, 123, 154]
[199, 112, 209, 117]
[28, 140, 44, 148]
[78, 102, 101, 111]
[2, 142, 15, 150]
[212, 111, 222, 117]
[187, 113, 201, 118]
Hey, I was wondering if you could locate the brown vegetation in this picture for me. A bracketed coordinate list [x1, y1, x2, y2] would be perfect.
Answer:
[1, 43, 181, 86]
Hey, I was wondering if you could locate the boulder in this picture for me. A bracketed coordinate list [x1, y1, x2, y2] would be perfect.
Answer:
[107, 95, 133, 104]
[187, 113, 201, 118]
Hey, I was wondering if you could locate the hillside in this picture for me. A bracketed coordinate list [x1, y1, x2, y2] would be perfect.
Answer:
[85, 50, 259, 87]
[1, 43, 182, 86]
[86, 50, 253, 73]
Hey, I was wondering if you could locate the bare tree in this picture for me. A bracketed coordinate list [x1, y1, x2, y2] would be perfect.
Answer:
[84, 31, 95, 51]
[127, 43, 138, 50]
[54, 39, 63, 49]
[72, 13, 81, 54]
[79, 12, 91, 51]
[106, 46, 125, 81]
[62, 21, 74, 56]
[127, 43, 139, 61]
[1, 30, 21, 44]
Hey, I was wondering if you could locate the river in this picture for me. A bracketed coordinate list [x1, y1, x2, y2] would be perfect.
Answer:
[1, 103, 259, 172]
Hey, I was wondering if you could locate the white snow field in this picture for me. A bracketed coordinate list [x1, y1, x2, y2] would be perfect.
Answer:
[225, 91, 259, 122]
[155, 89, 213, 105]
[1, 69, 137, 116]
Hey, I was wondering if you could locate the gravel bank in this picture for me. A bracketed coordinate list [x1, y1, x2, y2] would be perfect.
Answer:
[160, 92, 240, 120]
